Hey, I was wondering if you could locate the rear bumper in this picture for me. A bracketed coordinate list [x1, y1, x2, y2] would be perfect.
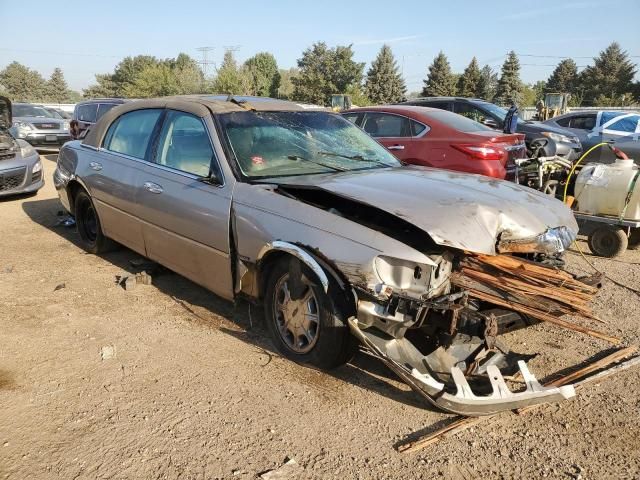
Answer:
[53, 166, 73, 212]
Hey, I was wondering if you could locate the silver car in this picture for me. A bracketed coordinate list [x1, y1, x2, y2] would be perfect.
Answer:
[0, 97, 44, 197]
[544, 110, 640, 163]
[10, 102, 71, 150]
[54, 96, 581, 415]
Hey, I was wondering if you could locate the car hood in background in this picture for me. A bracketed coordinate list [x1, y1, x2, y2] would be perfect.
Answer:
[519, 120, 574, 137]
[0, 96, 11, 129]
[12, 116, 64, 128]
[271, 166, 578, 255]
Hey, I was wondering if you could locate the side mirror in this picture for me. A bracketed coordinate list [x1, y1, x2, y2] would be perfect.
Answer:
[483, 118, 499, 129]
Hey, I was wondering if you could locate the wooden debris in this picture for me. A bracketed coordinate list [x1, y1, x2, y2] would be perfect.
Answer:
[396, 346, 638, 454]
[451, 254, 619, 344]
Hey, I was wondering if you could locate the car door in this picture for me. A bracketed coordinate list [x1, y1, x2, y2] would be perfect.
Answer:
[135, 108, 234, 300]
[82, 108, 164, 255]
[360, 112, 425, 163]
[587, 112, 640, 163]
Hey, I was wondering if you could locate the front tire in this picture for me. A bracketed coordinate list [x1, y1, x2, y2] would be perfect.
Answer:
[74, 190, 116, 254]
[264, 258, 354, 370]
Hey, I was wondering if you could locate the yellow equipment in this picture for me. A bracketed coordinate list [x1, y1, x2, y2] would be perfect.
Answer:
[536, 93, 570, 121]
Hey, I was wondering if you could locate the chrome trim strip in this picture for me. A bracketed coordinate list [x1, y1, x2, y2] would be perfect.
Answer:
[257, 241, 329, 293]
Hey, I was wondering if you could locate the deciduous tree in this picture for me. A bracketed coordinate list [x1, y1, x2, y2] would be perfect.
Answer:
[244, 52, 280, 97]
[292, 42, 364, 105]
[0, 61, 47, 102]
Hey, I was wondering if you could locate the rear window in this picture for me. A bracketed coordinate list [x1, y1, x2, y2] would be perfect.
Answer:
[426, 110, 492, 133]
[76, 104, 98, 123]
[96, 103, 118, 120]
[103, 109, 163, 159]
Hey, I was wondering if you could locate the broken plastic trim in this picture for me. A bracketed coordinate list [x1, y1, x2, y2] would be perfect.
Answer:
[497, 226, 576, 255]
[348, 318, 575, 416]
[257, 241, 329, 293]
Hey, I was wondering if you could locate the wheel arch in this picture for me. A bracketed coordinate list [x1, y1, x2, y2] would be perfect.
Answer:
[65, 178, 91, 216]
[256, 241, 356, 316]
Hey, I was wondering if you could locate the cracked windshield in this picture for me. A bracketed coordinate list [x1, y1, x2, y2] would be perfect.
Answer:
[220, 110, 400, 177]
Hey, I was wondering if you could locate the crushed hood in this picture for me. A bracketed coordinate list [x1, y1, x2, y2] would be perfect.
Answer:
[271, 166, 578, 255]
[0, 96, 11, 130]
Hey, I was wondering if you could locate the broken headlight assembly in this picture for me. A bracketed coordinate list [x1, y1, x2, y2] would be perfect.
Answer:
[373, 254, 452, 299]
[497, 226, 576, 255]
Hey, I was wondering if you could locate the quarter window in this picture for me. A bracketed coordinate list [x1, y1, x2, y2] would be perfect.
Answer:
[569, 115, 596, 130]
[104, 109, 163, 160]
[362, 113, 411, 137]
[155, 110, 214, 177]
[411, 120, 428, 136]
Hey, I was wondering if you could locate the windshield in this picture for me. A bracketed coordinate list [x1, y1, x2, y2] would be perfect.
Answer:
[13, 104, 54, 118]
[45, 108, 64, 119]
[477, 102, 524, 125]
[219, 111, 401, 178]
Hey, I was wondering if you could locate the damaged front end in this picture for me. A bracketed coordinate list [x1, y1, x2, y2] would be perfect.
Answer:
[348, 241, 585, 416]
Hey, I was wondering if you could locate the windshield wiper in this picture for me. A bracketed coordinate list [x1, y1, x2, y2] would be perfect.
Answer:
[286, 154, 348, 172]
[317, 151, 385, 165]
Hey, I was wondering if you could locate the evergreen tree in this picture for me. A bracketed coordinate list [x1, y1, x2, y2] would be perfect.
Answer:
[494, 51, 522, 106]
[213, 51, 246, 95]
[580, 42, 637, 105]
[244, 52, 280, 97]
[546, 59, 578, 93]
[457, 57, 482, 98]
[45, 68, 71, 102]
[364, 44, 406, 104]
[477, 65, 498, 101]
[421, 52, 456, 97]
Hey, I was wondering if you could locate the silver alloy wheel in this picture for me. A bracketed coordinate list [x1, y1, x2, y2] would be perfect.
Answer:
[273, 273, 320, 354]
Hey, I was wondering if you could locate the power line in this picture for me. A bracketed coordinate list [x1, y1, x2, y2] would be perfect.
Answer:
[518, 53, 640, 59]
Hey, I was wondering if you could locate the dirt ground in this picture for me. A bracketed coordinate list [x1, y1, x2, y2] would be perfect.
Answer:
[1, 155, 639, 480]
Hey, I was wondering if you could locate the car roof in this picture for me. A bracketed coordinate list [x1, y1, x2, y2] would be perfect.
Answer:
[344, 105, 446, 118]
[404, 97, 488, 103]
[82, 95, 327, 148]
[76, 98, 130, 105]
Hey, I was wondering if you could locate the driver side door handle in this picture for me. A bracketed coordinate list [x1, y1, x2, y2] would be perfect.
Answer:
[143, 181, 163, 194]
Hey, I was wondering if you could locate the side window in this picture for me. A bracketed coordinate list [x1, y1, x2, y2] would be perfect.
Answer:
[342, 113, 360, 125]
[555, 116, 571, 127]
[104, 109, 163, 160]
[362, 113, 411, 137]
[96, 103, 117, 121]
[454, 103, 491, 124]
[569, 115, 596, 130]
[76, 104, 98, 123]
[424, 101, 451, 110]
[155, 110, 214, 177]
[411, 120, 428, 136]
[607, 115, 640, 134]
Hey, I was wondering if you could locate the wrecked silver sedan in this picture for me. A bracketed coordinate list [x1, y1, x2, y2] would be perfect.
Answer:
[54, 96, 585, 415]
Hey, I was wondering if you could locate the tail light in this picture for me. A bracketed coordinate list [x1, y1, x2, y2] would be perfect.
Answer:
[451, 143, 506, 161]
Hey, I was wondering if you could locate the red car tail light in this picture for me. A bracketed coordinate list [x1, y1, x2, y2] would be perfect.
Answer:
[451, 143, 506, 161]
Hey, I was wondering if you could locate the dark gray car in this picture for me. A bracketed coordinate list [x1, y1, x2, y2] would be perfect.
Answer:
[401, 97, 583, 160]
[0, 97, 45, 196]
[544, 110, 640, 163]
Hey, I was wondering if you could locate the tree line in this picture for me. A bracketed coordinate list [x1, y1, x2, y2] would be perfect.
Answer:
[0, 42, 637, 108]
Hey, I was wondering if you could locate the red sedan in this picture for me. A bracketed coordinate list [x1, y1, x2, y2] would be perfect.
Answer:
[342, 105, 526, 179]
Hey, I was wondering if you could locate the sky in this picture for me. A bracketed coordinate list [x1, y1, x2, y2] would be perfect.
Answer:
[1, 0, 639, 93]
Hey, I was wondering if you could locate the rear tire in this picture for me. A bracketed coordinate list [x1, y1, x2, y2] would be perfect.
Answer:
[588, 226, 628, 258]
[74, 190, 116, 254]
[264, 258, 354, 370]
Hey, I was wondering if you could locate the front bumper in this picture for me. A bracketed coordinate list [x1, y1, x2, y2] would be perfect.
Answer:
[0, 162, 44, 197]
[21, 132, 71, 149]
[556, 142, 582, 161]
